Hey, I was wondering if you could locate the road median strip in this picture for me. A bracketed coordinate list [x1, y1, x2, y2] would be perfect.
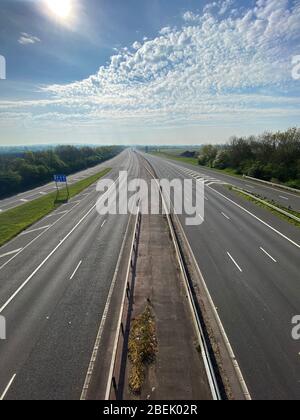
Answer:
[0, 168, 111, 247]
[143, 153, 251, 400]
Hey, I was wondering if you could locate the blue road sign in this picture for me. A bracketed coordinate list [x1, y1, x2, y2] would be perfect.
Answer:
[54, 175, 67, 183]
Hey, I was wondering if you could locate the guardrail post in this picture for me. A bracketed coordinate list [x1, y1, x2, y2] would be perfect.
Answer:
[126, 283, 131, 299]
[112, 377, 117, 392]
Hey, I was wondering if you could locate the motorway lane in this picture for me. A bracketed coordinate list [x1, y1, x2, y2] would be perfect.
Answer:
[2, 213, 130, 400]
[0, 150, 128, 213]
[144, 153, 300, 400]
[0, 150, 140, 399]
[0, 150, 132, 277]
[151, 154, 300, 212]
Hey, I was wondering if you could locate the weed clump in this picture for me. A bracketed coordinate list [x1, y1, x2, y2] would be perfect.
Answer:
[128, 305, 158, 395]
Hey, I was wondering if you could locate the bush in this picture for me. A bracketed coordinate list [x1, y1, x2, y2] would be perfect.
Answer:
[199, 128, 300, 187]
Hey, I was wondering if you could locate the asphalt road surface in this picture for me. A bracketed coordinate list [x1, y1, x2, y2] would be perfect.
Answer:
[143, 152, 300, 401]
[151, 154, 300, 212]
[0, 149, 140, 400]
[0, 149, 299, 400]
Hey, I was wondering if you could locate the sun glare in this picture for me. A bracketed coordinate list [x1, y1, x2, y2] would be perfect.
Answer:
[46, 0, 72, 19]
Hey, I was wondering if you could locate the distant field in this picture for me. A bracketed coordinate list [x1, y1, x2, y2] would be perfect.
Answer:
[0, 168, 111, 247]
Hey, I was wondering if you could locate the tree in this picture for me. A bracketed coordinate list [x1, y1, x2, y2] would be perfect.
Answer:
[198, 145, 218, 167]
[0, 145, 124, 199]
[0, 171, 22, 197]
[195, 128, 300, 188]
[213, 149, 231, 169]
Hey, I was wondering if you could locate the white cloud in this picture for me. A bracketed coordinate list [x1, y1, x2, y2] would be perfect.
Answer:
[132, 41, 142, 50]
[18, 32, 41, 45]
[159, 27, 172, 35]
[182, 11, 202, 23]
[4, 0, 300, 138]
[219, 0, 234, 15]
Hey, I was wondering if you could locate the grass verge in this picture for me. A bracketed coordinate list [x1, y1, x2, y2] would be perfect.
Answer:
[150, 152, 243, 177]
[228, 186, 300, 228]
[0, 168, 111, 247]
[150, 152, 199, 166]
[128, 305, 158, 395]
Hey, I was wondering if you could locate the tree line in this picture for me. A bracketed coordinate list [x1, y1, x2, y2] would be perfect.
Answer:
[0, 145, 123, 198]
[197, 128, 300, 189]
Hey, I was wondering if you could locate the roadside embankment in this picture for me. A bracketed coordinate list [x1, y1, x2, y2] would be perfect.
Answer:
[0, 168, 111, 247]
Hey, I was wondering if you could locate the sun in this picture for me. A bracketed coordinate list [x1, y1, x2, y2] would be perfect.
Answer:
[46, 0, 72, 19]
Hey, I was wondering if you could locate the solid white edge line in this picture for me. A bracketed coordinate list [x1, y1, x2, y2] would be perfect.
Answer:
[101, 220, 107, 228]
[144, 163, 221, 401]
[70, 260, 82, 280]
[227, 252, 243, 273]
[0, 374, 16, 401]
[260, 247, 277, 263]
[104, 209, 140, 401]
[208, 186, 300, 250]
[144, 153, 252, 400]
[81, 216, 135, 398]
[0, 178, 119, 314]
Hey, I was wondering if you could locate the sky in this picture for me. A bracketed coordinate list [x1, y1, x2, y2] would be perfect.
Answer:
[0, 0, 299, 146]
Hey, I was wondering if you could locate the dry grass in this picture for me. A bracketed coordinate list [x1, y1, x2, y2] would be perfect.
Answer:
[128, 305, 157, 395]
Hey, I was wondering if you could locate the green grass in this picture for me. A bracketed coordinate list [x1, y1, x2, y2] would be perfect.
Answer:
[151, 151, 199, 166]
[229, 187, 300, 228]
[151, 151, 243, 177]
[0, 168, 111, 247]
[208, 166, 243, 178]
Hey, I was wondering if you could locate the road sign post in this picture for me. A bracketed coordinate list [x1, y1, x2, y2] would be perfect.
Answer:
[54, 175, 69, 202]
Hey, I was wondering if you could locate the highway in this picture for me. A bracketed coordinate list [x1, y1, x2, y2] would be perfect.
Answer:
[0, 149, 140, 400]
[0, 148, 299, 400]
[0, 151, 127, 213]
[143, 152, 300, 400]
[152, 155, 300, 212]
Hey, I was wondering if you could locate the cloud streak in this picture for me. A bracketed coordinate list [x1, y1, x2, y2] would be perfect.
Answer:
[3, 0, 300, 141]
[42, 0, 300, 117]
[18, 32, 41, 45]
